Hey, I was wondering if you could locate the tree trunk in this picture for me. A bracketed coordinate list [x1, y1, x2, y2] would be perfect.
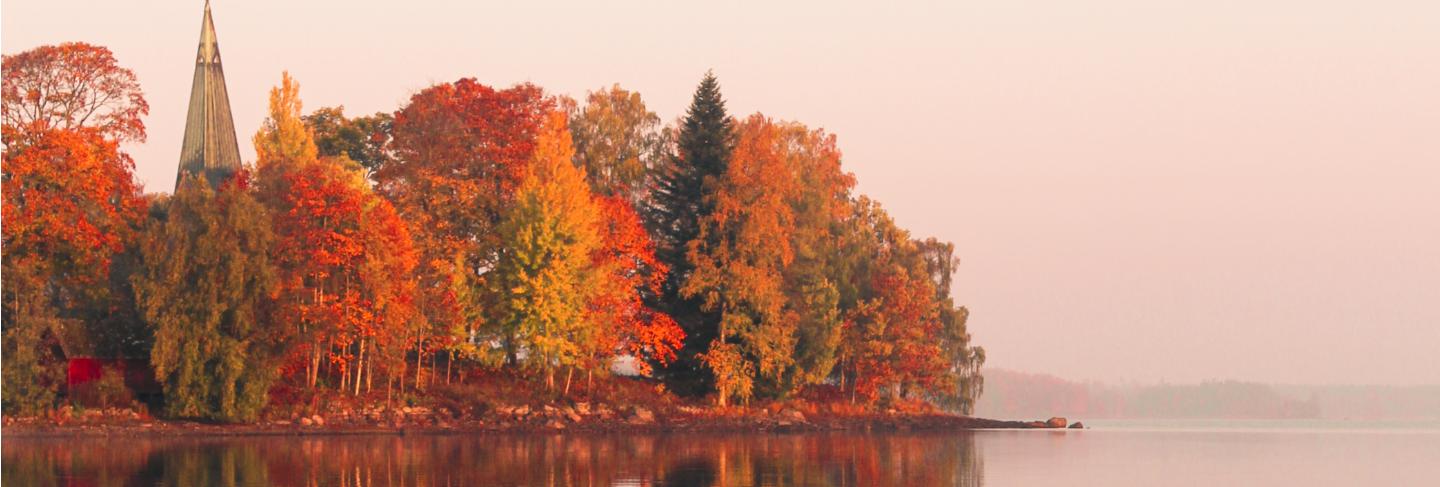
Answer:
[309, 341, 322, 389]
[365, 341, 373, 394]
[850, 369, 859, 405]
[397, 344, 407, 393]
[325, 336, 335, 385]
[414, 337, 424, 390]
[353, 339, 366, 396]
[428, 351, 437, 388]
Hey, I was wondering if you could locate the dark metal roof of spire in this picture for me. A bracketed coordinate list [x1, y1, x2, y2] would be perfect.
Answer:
[175, 0, 242, 190]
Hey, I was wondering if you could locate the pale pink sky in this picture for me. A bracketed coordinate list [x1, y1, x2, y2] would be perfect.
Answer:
[5, 1, 1437, 385]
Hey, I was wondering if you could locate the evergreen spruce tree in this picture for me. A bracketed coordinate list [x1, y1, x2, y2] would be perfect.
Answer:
[647, 72, 734, 392]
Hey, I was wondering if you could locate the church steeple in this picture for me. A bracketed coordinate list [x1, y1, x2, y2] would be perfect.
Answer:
[175, 0, 242, 190]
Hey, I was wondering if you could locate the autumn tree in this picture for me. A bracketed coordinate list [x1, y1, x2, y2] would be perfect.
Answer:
[649, 72, 734, 392]
[267, 159, 418, 395]
[485, 110, 601, 387]
[848, 263, 949, 401]
[1, 126, 146, 414]
[684, 114, 803, 405]
[569, 84, 665, 203]
[377, 79, 552, 371]
[351, 194, 420, 395]
[830, 198, 982, 406]
[251, 72, 326, 388]
[774, 123, 855, 393]
[834, 197, 919, 402]
[586, 196, 685, 380]
[252, 73, 420, 394]
[252, 72, 317, 170]
[304, 106, 393, 175]
[2, 42, 148, 143]
[132, 175, 279, 422]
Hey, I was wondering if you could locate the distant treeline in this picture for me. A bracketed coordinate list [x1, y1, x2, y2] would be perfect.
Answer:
[2, 43, 984, 421]
[977, 369, 1440, 420]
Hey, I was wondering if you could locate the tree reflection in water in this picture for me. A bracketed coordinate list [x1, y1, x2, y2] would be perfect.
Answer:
[2, 432, 983, 486]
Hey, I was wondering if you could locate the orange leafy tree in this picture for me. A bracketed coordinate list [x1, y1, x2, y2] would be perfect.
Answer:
[1, 42, 148, 142]
[684, 114, 804, 406]
[1, 126, 146, 413]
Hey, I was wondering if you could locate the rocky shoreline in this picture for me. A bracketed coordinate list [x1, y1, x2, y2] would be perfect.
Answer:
[2, 405, 1082, 438]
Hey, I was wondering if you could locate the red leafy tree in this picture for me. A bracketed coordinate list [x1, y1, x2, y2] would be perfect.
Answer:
[267, 158, 420, 395]
[377, 79, 552, 374]
[842, 264, 949, 402]
[586, 196, 684, 378]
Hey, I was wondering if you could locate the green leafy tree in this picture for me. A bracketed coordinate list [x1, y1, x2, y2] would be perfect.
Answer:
[917, 238, 986, 414]
[775, 121, 854, 393]
[569, 84, 664, 202]
[132, 176, 280, 422]
[304, 106, 393, 175]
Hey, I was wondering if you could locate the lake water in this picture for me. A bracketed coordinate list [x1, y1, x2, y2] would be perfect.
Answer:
[4, 421, 1438, 486]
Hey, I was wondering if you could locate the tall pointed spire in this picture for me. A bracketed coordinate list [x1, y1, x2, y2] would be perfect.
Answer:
[176, 0, 242, 190]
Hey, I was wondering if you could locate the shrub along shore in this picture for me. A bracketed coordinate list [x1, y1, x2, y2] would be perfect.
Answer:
[3, 374, 1074, 438]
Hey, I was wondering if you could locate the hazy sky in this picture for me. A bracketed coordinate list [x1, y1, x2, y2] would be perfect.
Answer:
[5, 0, 1437, 385]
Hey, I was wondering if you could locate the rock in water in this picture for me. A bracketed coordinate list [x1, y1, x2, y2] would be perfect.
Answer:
[1069, 422, 1085, 429]
[1046, 417, 1067, 428]
[629, 407, 655, 424]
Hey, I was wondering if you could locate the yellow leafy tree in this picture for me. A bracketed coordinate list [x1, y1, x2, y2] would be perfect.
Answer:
[252, 71, 318, 170]
[488, 109, 602, 389]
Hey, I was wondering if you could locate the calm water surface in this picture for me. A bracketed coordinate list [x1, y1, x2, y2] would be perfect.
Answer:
[4, 422, 1438, 486]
